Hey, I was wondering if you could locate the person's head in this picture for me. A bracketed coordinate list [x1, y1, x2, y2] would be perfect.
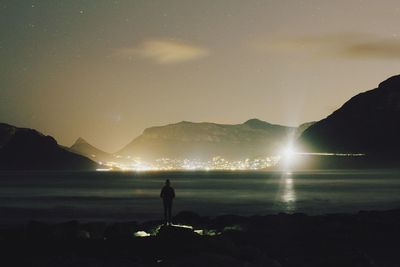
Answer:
[165, 179, 170, 186]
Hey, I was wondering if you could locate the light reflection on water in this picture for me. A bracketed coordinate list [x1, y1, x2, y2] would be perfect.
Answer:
[281, 173, 296, 212]
[283, 178, 295, 202]
[1, 170, 400, 222]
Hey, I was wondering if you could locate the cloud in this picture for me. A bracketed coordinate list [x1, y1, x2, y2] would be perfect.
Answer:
[115, 39, 209, 64]
[254, 33, 400, 60]
[263, 33, 366, 49]
[345, 41, 400, 59]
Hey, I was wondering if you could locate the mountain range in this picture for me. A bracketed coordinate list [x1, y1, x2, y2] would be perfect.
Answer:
[300, 75, 400, 155]
[116, 119, 312, 161]
[0, 123, 97, 170]
[2, 74, 400, 170]
[296, 75, 400, 168]
[69, 137, 113, 163]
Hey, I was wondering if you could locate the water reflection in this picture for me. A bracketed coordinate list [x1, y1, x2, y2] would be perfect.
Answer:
[281, 172, 296, 212]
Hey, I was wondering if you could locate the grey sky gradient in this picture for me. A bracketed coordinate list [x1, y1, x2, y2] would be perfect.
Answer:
[1, 0, 400, 152]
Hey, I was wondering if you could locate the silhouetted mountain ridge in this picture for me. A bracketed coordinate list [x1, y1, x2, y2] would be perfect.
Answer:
[243, 118, 274, 129]
[118, 119, 312, 160]
[69, 137, 112, 163]
[300, 74, 400, 157]
[0, 123, 97, 170]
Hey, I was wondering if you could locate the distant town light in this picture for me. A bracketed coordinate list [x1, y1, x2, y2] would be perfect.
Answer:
[94, 155, 282, 171]
[280, 143, 297, 166]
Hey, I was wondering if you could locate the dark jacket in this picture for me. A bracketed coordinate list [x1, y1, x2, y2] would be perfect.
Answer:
[160, 186, 175, 202]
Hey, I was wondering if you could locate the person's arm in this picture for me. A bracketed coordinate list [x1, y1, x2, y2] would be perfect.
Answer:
[172, 188, 175, 198]
[160, 188, 164, 198]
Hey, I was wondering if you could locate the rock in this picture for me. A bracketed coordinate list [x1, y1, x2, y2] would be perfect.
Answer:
[26, 221, 51, 240]
[77, 230, 90, 239]
[166, 252, 244, 267]
[207, 215, 246, 231]
[104, 221, 138, 240]
[173, 211, 204, 227]
[157, 225, 198, 241]
[82, 222, 107, 240]
[50, 221, 79, 240]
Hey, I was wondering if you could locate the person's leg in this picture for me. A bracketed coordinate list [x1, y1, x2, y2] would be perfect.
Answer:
[163, 201, 168, 225]
[168, 201, 172, 225]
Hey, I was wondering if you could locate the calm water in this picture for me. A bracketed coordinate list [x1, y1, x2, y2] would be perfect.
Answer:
[1, 170, 400, 224]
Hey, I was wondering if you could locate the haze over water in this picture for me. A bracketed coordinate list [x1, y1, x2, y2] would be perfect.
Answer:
[1, 170, 400, 224]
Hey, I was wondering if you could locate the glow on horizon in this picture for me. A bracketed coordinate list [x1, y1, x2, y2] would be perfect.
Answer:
[94, 156, 280, 171]
[94, 150, 366, 172]
[2, 1, 400, 152]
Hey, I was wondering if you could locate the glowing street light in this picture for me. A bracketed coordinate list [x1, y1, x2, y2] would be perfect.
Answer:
[280, 143, 298, 167]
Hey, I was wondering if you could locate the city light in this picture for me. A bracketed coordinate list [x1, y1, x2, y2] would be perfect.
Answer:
[94, 149, 367, 172]
[281, 146, 296, 162]
[279, 141, 298, 167]
[94, 155, 281, 171]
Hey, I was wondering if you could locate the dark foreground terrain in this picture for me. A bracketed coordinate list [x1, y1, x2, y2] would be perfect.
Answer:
[1, 210, 400, 267]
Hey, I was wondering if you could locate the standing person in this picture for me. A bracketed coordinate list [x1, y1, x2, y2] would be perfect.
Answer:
[160, 179, 175, 225]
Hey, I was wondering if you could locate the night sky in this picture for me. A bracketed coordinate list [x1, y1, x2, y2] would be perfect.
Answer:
[1, 0, 400, 152]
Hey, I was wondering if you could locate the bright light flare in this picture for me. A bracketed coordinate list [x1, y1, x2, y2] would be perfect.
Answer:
[282, 147, 295, 161]
[280, 143, 298, 166]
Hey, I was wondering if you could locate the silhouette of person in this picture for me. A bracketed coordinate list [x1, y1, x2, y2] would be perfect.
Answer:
[160, 179, 175, 225]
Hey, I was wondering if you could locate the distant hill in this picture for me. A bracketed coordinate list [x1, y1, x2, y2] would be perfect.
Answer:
[300, 75, 400, 155]
[69, 137, 112, 163]
[296, 121, 316, 138]
[0, 123, 97, 170]
[297, 75, 400, 168]
[118, 119, 312, 161]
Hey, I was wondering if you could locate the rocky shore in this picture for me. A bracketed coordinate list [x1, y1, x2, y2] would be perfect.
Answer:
[1, 209, 400, 266]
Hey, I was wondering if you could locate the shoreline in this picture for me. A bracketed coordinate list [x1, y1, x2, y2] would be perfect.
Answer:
[1, 205, 400, 227]
[1, 209, 400, 266]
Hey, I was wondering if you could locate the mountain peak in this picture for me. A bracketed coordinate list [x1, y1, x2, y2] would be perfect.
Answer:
[300, 74, 400, 155]
[0, 123, 96, 170]
[378, 74, 400, 89]
[73, 137, 88, 146]
[243, 118, 271, 128]
[69, 137, 111, 162]
[177, 121, 195, 125]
